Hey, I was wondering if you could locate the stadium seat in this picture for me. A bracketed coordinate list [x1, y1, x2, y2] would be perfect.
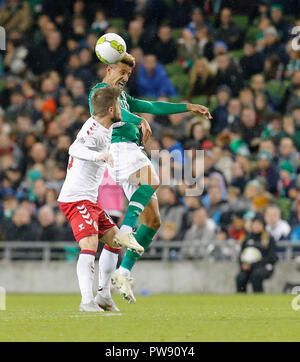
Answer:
[232, 15, 249, 30]
[245, 26, 261, 42]
[171, 28, 183, 40]
[229, 49, 244, 60]
[171, 73, 190, 98]
[265, 80, 288, 107]
[165, 62, 185, 77]
[277, 198, 293, 222]
[110, 18, 125, 30]
[191, 95, 208, 107]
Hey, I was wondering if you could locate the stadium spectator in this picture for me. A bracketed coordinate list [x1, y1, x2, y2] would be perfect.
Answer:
[195, 25, 214, 61]
[137, 54, 178, 97]
[236, 212, 278, 293]
[214, 8, 244, 50]
[278, 137, 299, 172]
[210, 85, 231, 135]
[277, 160, 297, 199]
[251, 151, 279, 195]
[265, 204, 291, 242]
[157, 186, 186, 240]
[177, 29, 198, 64]
[214, 53, 244, 96]
[183, 207, 217, 258]
[2, 205, 37, 241]
[153, 24, 177, 65]
[188, 57, 216, 98]
[37, 205, 62, 241]
[270, 4, 291, 43]
[185, 7, 213, 36]
[124, 19, 152, 54]
[240, 42, 264, 80]
[169, 0, 193, 28]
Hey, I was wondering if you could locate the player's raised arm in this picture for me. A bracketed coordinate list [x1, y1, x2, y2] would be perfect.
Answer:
[126, 95, 212, 120]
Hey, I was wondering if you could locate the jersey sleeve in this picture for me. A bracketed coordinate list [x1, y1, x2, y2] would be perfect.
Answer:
[69, 127, 105, 162]
[126, 94, 188, 115]
[69, 140, 104, 162]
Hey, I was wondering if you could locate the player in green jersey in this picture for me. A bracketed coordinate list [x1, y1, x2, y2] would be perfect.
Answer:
[89, 53, 212, 303]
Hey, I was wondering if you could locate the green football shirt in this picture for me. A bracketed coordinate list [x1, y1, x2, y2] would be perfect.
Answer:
[89, 82, 188, 145]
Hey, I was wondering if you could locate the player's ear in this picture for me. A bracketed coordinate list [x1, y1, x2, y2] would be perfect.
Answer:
[107, 106, 113, 115]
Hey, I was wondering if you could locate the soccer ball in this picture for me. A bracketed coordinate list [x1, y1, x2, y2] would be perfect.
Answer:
[240, 247, 262, 264]
[95, 33, 127, 64]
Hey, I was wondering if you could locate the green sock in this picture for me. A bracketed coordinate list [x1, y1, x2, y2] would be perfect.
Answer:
[121, 224, 157, 271]
[122, 185, 156, 229]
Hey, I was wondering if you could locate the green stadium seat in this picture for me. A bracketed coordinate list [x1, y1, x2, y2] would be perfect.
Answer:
[110, 18, 125, 30]
[169, 96, 184, 103]
[171, 28, 183, 40]
[229, 49, 244, 60]
[245, 26, 260, 42]
[265, 80, 288, 107]
[165, 62, 185, 77]
[277, 198, 293, 222]
[162, 0, 172, 6]
[191, 95, 208, 106]
[209, 97, 218, 112]
[232, 15, 249, 30]
[171, 73, 190, 98]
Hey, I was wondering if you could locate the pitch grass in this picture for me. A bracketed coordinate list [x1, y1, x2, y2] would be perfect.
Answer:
[0, 294, 299, 342]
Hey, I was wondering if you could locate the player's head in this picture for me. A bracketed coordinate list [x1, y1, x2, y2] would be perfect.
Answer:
[91, 86, 121, 123]
[105, 53, 136, 90]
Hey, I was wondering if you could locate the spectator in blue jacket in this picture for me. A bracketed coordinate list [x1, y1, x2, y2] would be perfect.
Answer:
[137, 54, 178, 98]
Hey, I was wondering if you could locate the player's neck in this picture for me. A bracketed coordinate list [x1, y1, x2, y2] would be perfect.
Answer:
[93, 115, 112, 129]
[102, 75, 113, 86]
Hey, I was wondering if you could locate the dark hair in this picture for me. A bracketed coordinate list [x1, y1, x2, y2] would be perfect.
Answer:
[91, 86, 121, 117]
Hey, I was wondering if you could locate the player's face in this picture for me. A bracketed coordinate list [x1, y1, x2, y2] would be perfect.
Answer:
[109, 63, 132, 90]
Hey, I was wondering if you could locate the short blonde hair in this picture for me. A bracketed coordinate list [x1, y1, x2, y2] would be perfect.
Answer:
[120, 52, 136, 68]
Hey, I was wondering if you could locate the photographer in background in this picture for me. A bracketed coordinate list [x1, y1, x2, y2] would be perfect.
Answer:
[236, 213, 278, 293]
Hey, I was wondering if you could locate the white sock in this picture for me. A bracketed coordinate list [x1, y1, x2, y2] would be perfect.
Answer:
[98, 247, 119, 298]
[119, 265, 131, 277]
[119, 225, 133, 234]
[77, 252, 96, 304]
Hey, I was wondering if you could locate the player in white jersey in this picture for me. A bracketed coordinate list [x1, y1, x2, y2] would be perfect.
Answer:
[58, 86, 143, 312]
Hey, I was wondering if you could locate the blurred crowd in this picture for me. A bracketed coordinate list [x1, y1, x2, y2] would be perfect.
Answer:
[1, 0, 300, 260]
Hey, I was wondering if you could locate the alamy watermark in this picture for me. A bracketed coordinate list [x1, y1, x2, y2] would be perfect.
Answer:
[0, 26, 5, 51]
[291, 26, 300, 51]
[0, 286, 6, 311]
[291, 286, 300, 311]
[100, 146, 206, 196]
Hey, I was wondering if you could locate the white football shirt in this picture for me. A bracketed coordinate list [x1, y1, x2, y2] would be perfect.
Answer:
[58, 117, 113, 203]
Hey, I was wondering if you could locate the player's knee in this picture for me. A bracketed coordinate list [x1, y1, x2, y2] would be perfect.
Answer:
[79, 235, 98, 252]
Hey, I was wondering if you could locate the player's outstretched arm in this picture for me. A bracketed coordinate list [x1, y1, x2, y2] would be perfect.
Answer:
[127, 95, 212, 120]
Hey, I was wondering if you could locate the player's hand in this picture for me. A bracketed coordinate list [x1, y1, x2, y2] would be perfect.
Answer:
[98, 153, 114, 167]
[187, 104, 212, 120]
[140, 118, 152, 145]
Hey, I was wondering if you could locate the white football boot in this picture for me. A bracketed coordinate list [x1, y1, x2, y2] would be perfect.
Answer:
[79, 300, 104, 312]
[113, 232, 144, 255]
[112, 269, 136, 304]
[94, 292, 120, 312]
